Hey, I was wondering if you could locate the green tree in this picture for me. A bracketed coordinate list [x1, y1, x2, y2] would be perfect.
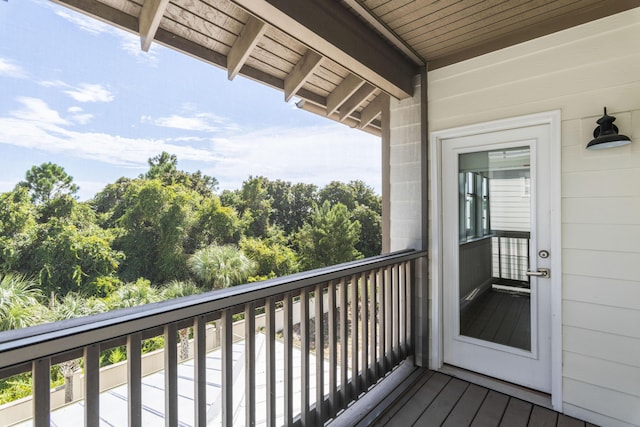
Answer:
[0, 188, 37, 272]
[91, 177, 133, 228]
[18, 162, 79, 205]
[352, 204, 382, 257]
[189, 196, 241, 250]
[145, 152, 218, 197]
[116, 179, 199, 283]
[0, 273, 45, 331]
[265, 179, 317, 235]
[188, 244, 257, 290]
[318, 180, 381, 257]
[237, 177, 273, 237]
[297, 201, 362, 270]
[240, 237, 299, 279]
[105, 278, 161, 309]
[28, 220, 124, 297]
[318, 181, 356, 210]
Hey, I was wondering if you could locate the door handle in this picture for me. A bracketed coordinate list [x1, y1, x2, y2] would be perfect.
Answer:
[526, 268, 550, 278]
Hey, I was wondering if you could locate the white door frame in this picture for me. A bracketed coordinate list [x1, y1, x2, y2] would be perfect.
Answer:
[429, 110, 563, 411]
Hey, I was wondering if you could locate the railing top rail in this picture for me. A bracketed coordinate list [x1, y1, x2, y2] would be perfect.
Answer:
[0, 250, 426, 370]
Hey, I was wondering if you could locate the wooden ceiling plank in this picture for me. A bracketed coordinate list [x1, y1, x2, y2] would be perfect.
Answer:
[339, 82, 376, 122]
[399, 0, 511, 43]
[139, 0, 170, 52]
[326, 74, 365, 116]
[359, 92, 389, 129]
[227, 16, 267, 80]
[415, 0, 599, 56]
[284, 49, 323, 102]
[427, 0, 640, 68]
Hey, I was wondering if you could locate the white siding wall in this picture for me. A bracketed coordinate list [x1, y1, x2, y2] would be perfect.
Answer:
[428, 8, 640, 426]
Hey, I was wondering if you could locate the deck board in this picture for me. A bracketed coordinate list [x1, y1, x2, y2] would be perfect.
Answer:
[441, 383, 488, 427]
[413, 377, 469, 425]
[386, 372, 451, 424]
[361, 369, 592, 427]
[470, 390, 510, 427]
[499, 398, 532, 426]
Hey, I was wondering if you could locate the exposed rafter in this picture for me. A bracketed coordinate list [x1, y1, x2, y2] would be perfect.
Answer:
[284, 50, 323, 102]
[139, 0, 169, 52]
[230, 0, 416, 99]
[339, 83, 375, 122]
[297, 101, 381, 137]
[227, 16, 267, 80]
[326, 74, 365, 116]
[359, 93, 389, 129]
[49, 0, 389, 137]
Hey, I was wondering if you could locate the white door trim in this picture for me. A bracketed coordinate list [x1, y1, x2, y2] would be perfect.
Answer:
[429, 110, 563, 411]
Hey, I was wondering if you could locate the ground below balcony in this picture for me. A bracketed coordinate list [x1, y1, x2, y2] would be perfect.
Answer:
[334, 367, 596, 427]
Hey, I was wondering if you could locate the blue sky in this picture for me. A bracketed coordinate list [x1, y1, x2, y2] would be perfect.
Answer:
[0, 0, 381, 200]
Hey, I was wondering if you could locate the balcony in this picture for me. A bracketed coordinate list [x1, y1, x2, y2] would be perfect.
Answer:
[0, 250, 425, 426]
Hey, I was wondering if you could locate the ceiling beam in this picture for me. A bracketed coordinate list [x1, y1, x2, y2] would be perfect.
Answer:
[339, 83, 375, 122]
[341, 0, 424, 66]
[284, 49, 323, 102]
[326, 74, 365, 116]
[230, 0, 417, 99]
[227, 16, 267, 81]
[139, 0, 170, 52]
[359, 93, 389, 129]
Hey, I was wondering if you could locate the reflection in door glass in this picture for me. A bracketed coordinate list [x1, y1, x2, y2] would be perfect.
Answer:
[458, 147, 531, 351]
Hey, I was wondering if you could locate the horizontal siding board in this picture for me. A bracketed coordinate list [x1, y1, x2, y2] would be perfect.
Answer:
[563, 379, 640, 426]
[562, 169, 640, 198]
[563, 326, 640, 368]
[428, 9, 640, 97]
[562, 224, 640, 254]
[563, 249, 640, 282]
[563, 274, 640, 310]
[563, 300, 640, 339]
[562, 197, 640, 225]
[429, 82, 640, 132]
[563, 351, 640, 398]
[562, 145, 640, 172]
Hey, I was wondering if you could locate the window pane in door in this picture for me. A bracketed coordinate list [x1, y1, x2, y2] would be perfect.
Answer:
[458, 147, 531, 351]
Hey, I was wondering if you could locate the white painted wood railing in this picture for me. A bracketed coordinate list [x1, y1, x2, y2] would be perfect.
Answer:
[0, 250, 426, 426]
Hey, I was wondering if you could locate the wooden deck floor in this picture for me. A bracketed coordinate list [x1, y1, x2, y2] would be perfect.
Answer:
[370, 370, 594, 427]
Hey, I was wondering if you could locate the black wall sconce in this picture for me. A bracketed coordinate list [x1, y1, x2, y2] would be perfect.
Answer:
[586, 107, 631, 150]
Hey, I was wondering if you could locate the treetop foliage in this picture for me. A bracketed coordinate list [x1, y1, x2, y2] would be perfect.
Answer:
[0, 153, 382, 328]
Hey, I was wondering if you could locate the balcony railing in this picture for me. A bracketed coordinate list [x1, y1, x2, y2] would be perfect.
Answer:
[0, 250, 426, 426]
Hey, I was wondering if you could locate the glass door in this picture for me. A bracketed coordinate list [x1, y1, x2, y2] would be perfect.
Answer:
[442, 124, 553, 393]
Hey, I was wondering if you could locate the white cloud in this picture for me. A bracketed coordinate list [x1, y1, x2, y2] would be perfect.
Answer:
[0, 57, 27, 78]
[0, 98, 221, 167]
[146, 111, 240, 133]
[65, 83, 114, 103]
[209, 125, 381, 193]
[67, 106, 94, 125]
[40, 80, 68, 88]
[11, 97, 69, 126]
[54, 9, 111, 35]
